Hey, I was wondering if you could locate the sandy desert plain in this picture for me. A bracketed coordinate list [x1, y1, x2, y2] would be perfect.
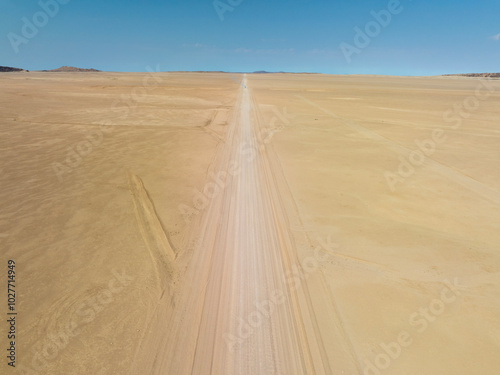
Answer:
[1, 71, 499, 375]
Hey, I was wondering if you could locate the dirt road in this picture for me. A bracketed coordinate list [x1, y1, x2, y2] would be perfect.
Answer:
[130, 75, 357, 374]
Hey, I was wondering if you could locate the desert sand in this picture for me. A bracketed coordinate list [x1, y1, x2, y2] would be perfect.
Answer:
[1, 72, 499, 375]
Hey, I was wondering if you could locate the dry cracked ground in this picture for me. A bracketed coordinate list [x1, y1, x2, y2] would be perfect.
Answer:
[1, 72, 499, 375]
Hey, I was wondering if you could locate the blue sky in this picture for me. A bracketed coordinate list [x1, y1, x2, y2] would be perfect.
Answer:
[1, 0, 499, 75]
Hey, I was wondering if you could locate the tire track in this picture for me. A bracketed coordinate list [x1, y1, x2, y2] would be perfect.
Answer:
[298, 95, 500, 205]
[128, 172, 176, 288]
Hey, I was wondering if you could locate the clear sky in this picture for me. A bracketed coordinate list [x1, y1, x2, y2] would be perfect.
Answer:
[1, 0, 499, 75]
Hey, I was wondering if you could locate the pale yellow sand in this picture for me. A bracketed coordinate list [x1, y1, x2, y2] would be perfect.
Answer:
[1, 72, 499, 374]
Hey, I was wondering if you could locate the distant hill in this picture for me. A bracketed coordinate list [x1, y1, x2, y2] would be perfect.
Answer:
[252, 71, 319, 74]
[0, 66, 27, 72]
[42, 66, 101, 72]
[443, 73, 500, 78]
[252, 71, 288, 74]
